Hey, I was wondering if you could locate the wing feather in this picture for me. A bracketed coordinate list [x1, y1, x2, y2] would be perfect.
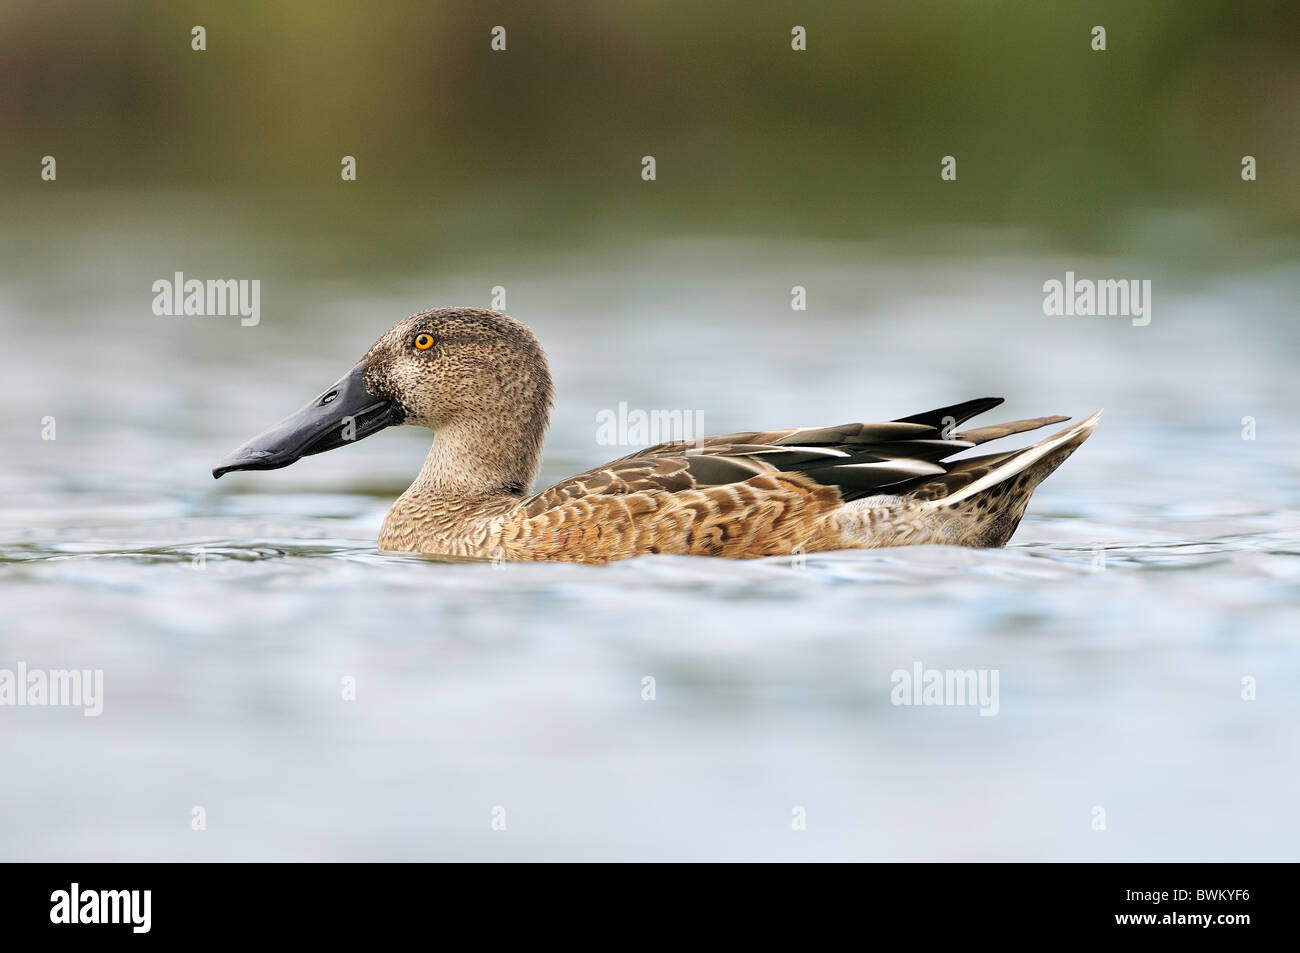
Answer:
[524, 398, 1072, 513]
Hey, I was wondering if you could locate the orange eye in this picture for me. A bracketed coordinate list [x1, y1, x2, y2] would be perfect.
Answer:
[414, 333, 434, 350]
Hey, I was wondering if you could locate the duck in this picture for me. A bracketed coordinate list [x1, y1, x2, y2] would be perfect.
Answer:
[213, 307, 1099, 564]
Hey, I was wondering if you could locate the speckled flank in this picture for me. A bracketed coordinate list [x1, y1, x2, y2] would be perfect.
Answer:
[356, 308, 1098, 563]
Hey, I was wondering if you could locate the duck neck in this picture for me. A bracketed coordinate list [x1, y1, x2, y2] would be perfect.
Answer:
[405, 414, 544, 504]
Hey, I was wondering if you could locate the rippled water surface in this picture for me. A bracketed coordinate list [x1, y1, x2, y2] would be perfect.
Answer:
[2, 209, 1298, 860]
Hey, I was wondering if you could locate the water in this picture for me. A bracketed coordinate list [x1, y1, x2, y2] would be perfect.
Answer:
[2, 207, 1298, 860]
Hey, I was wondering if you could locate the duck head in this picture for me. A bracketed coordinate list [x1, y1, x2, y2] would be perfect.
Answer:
[213, 307, 554, 493]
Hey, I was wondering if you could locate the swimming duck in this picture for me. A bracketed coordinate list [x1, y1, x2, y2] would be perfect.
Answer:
[213, 307, 1099, 563]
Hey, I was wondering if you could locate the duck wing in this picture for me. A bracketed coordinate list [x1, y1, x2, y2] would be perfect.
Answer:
[522, 397, 1068, 514]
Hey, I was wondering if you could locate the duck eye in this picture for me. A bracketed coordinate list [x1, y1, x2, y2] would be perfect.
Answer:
[413, 333, 434, 351]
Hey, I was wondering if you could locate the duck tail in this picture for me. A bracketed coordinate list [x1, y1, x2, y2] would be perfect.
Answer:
[910, 410, 1101, 546]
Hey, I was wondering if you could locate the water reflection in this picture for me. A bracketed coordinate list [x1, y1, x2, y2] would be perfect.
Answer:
[1, 212, 1297, 860]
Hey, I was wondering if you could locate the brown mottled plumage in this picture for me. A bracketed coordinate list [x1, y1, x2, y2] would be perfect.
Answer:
[214, 307, 1100, 563]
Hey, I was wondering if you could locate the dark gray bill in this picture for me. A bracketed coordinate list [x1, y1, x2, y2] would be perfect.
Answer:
[212, 362, 403, 478]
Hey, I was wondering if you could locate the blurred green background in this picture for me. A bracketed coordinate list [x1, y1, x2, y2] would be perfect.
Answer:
[3, 0, 1298, 271]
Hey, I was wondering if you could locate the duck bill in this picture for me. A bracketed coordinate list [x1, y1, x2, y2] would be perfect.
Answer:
[212, 362, 403, 478]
